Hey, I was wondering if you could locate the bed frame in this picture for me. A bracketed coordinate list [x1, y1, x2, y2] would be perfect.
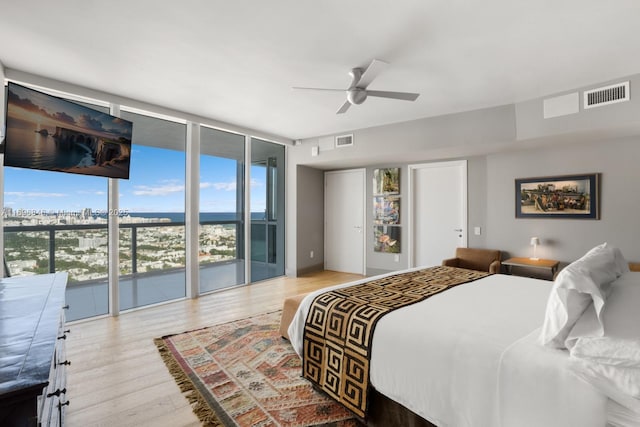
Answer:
[367, 388, 436, 427]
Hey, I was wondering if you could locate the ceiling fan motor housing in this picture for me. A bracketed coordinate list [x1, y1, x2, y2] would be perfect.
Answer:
[292, 60, 419, 113]
[347, 88, 368, 105]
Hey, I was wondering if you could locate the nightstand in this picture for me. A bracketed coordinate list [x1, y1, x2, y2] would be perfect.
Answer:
[502, 257, 560, 280]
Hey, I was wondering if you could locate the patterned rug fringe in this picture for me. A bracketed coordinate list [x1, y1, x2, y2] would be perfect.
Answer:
[154, 337, 223, 427]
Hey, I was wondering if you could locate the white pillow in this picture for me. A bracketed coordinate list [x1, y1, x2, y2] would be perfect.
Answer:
[539, 268, 606, 348]
[539, 243, 624, 348]
[613, 246, 631, 277]
[569, 358, 640, 414]
[580, 242, 620, 285]
[567, 272, 640, 346]
[566, 272, 640, 415]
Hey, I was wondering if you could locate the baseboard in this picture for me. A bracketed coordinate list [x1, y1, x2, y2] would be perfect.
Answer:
[296, 263, 324, 276]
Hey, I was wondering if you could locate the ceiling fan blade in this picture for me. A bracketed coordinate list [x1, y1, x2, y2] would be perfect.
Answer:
[292, 87, 344, 92]
[336, 100, 351, 114]
[366, 90, 420, 101]
[356, 59, 389, 88]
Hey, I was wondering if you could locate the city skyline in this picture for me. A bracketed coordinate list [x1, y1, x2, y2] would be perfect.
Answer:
[4, 144, 267, 214]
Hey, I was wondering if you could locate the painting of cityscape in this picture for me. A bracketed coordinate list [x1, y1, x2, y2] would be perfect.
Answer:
[4, 82, 132, 179]
[516, 173, 600, 219]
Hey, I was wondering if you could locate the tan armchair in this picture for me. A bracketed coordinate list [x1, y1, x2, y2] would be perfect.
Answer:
[442, 247, 502, 274]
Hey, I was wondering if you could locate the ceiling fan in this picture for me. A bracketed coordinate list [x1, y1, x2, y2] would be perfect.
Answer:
[293, 59, 420, 114]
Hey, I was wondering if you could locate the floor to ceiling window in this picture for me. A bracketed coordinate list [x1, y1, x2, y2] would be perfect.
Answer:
[2, 89, 111, 321]
[117, 110, 187, 310]
[250, 138, 285, 282]
[2, 80, 287, 320]
[199, 126, 245, 293]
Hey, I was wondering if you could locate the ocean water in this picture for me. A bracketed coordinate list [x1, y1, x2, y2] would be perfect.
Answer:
[107, 211, 266, 222]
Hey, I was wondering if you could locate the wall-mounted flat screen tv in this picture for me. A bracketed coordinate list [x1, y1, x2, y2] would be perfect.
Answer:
[3, 82, 132, 179]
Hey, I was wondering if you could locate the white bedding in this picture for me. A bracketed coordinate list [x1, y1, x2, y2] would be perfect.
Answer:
[289, 270, 607, 427]
[498, 329, 607, 427]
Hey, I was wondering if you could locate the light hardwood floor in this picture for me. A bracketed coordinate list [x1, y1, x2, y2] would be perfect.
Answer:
[65, 270, 363, 427]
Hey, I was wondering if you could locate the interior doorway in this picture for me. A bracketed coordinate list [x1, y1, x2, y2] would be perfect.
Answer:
[324, 169, 366, 274]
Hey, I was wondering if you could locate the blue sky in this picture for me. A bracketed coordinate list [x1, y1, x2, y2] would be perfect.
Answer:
[4, 145, 266, 214]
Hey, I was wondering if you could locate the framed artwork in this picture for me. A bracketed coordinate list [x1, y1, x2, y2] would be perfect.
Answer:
[374, 225, 401, 253]
[373, 168, 400, 195]
[515, 173, 600, 219]
[373, 196, 400, 225]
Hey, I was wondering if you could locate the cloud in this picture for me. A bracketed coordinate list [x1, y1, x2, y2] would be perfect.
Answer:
[215, 182, 237, 191]
[201, 181, 236, 191]
[200, 178, 263, 192]
[5, 191, 67, 198]
[133, 183, 185, 196]
[77, 190, 106, 196]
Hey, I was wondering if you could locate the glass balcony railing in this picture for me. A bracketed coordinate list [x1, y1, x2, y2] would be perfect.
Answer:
[3, 220, 243, 283]
[3, 218, 281, 321]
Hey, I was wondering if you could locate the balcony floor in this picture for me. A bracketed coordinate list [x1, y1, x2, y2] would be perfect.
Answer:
[66, 260, 281, 321]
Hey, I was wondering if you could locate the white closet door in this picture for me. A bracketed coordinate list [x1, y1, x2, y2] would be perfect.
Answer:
[324, 169, 365, 274]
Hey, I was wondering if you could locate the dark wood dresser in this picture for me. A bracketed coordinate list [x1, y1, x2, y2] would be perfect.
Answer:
[0, 273, 69, 426]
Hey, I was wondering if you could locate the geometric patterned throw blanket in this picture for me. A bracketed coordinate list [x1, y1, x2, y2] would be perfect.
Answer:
[302, 266, 489, 418]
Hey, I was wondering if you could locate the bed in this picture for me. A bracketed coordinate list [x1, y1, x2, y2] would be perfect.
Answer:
[288, 244, 640, 427]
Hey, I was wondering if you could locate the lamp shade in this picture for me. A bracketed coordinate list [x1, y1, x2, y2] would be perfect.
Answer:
[530, 237, 540, 246]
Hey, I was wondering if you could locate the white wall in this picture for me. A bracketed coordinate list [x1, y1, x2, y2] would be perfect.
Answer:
[486, 136, 640, 264]
[287, 72, 640, 276]
[364, 157, 487, 276]
[286, 105, 515, 276]
[291, 105, 517, 170]
[296, 165, 324, 275]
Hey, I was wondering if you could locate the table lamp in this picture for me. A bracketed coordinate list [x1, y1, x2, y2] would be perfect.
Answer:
[530, 237, 540, 261]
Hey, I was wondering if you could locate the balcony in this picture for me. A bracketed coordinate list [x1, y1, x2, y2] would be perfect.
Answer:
[3, 219, 274, 321]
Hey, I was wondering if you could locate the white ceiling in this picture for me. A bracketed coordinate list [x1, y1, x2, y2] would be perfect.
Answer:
[1, 0, 639, 141]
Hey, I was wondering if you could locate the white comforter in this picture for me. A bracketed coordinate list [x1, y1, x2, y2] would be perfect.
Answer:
[289, 270, 607, 427]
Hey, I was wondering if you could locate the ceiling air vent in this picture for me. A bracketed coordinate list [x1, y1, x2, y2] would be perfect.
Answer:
[335, 134, 354, 148]
[583, 81, 629, 109]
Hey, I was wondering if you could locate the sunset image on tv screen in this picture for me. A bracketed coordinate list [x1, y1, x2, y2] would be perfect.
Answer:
[4, 82, 133, 179]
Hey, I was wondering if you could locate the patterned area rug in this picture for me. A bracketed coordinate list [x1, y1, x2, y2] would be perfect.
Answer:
[154, 311, 359, 427]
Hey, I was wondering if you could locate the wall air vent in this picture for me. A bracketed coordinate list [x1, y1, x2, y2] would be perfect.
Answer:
[583, 81, 629, 109]
[335, 134, 354, 148]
